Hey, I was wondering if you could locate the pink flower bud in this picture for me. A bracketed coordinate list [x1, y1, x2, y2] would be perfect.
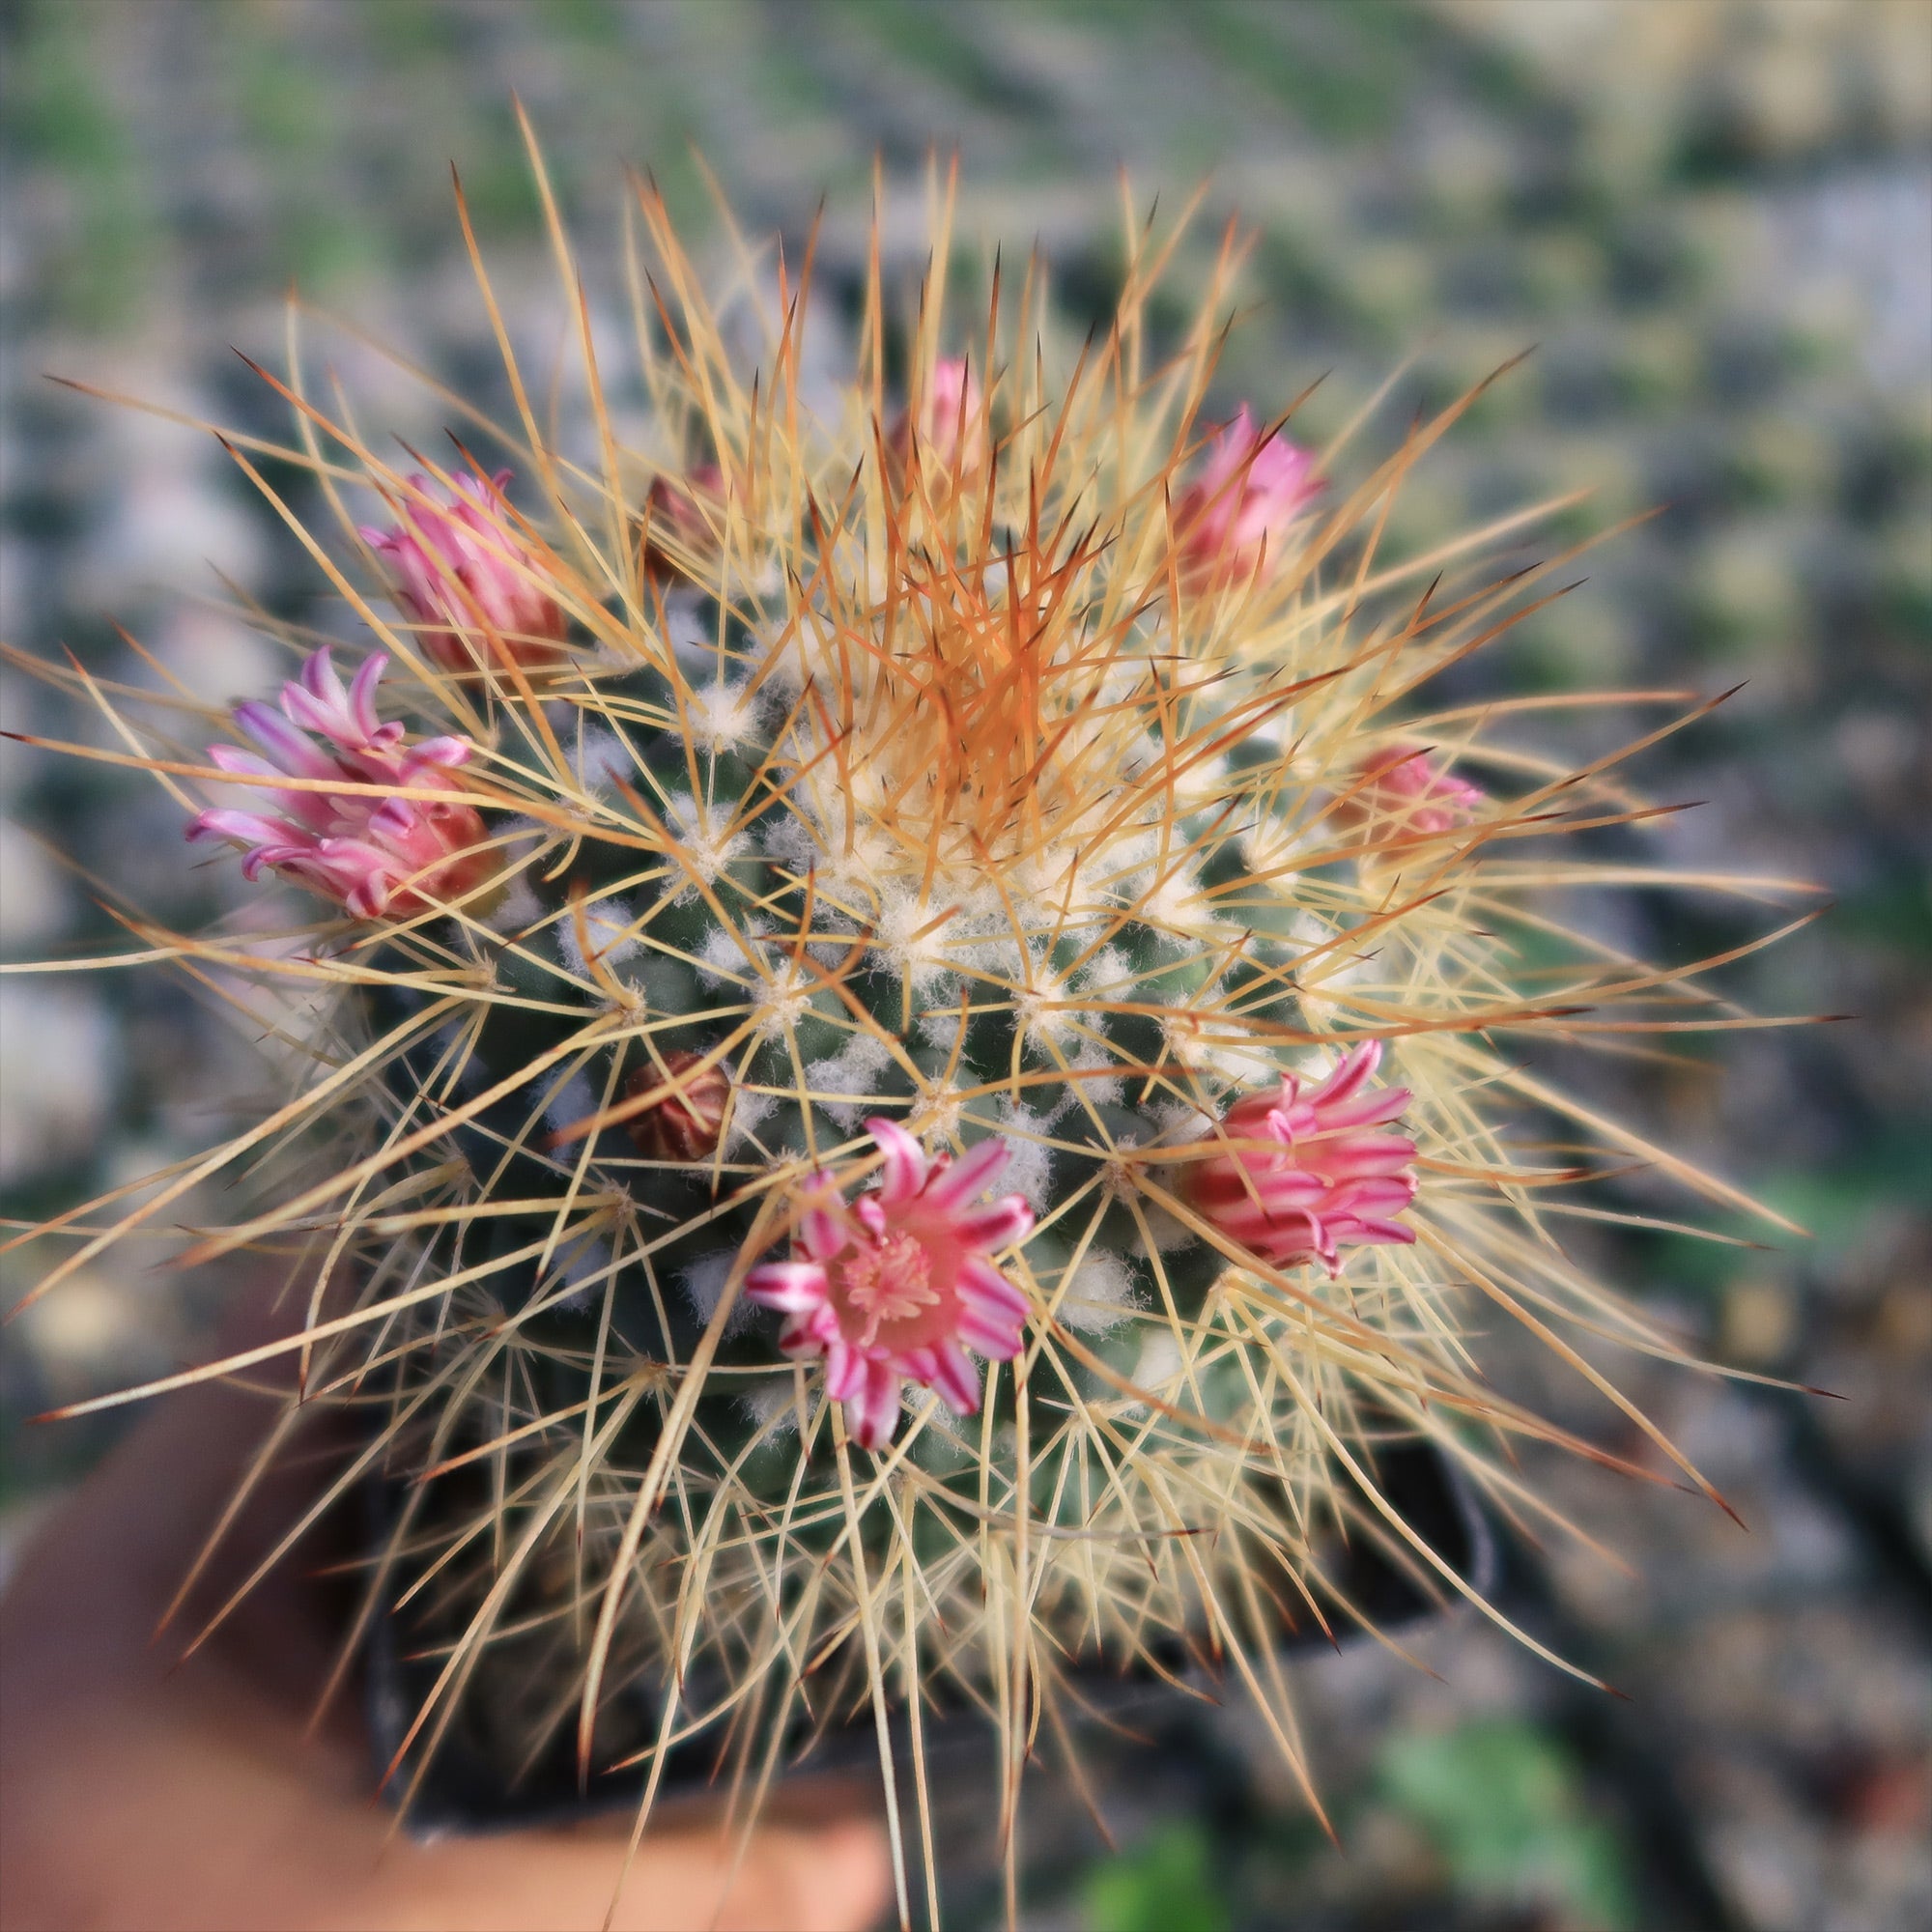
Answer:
[1181, 1043, 1417, 1273]
[360, 469, 566, 672]
[1175, 406, 1320, 583]
[890, 356, 988, 481]
[186, 648, 493, 920]
[1348, 745, 1486, 838]
[746, 1118, 1035, 1449]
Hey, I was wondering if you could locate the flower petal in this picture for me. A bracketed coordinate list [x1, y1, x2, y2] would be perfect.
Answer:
[928, 1342, 983, 1416]
[1308, 1041, 1380, 1109]
[955, 1307, 1025, 1359]
[186, 809, 294, 848]
[779, 1305, 838, 1359]
[846, 1360, 902, 1450]
[232, 701, 335, 780]
[745, 1262, 829, 1313]
[954, 1194, 1034, 1251]
[920, 1133, 1011, 1209]
[404, 735, 472, 771]
[1310, 1086, 1411, 1133]
[864, 1116, 927, 1208]
[799, 1177, 848, 1261]
[958, 1256, 1031, 1323]
[1343, 1218, 1416, 1247]
[823, 1338, 866, 1402]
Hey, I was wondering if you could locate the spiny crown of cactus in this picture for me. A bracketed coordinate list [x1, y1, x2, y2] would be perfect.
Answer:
[16, 156, 1810, 1889]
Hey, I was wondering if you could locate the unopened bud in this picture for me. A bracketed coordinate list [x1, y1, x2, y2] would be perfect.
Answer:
[624, 1050, 730, 1162]
[639, 465, 726, 585]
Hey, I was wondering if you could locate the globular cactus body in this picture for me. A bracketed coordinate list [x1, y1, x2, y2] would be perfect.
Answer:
[19, 162, 1806, 1896]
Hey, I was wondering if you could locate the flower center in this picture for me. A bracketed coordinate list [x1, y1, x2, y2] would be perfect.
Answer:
[839, 1230, 940, 1347]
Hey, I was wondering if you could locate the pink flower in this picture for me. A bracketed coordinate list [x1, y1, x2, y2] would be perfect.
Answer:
[1175, 406, 1320, 582]
[360, 469, 566, 671]
[186, 648, 492, 920]
[892, 356, 988, 478]
[1180, 1043, 1417, 1272]
[1350, 745, 1485, 838]
[745, 1119, 1036, 1449]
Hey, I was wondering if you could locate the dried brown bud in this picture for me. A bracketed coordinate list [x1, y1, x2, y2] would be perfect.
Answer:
[639, 465, 725, 584]
[624, 1050, 729, 1162]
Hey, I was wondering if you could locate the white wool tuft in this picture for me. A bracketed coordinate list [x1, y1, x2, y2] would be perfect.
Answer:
[569, 725, 637, 797]
[740, 1374, 806, 1437]
[988, 1100, 1054, 1208]
[679, 1250, 756, 1335]
[874, 888, 959, 987]
[805, 1031, 893, 1127]
[1149, 1096, 1217, 1141]
[542, 1071, 600, 1141]
[1159, 1009, 1279, 1088]
[750, 956, 816, 1038]
[1063, 1041, 1123, 1110]
[662, 593, 715, 670]
[553, 1236, 614, 1314]
[760, 812, 821, 874]
[907, 1075, 966, 1143]
[1078, 945, 1130, 996]
[687, 680, 763, 754]
[1058, 1253, 1140, 1334]
[1122, 1324, 1182, 1415]
[666, 792, 749, 888]
[481, 874, 544, 937]
[554, 895, 641, 978]
[723, 1084, 778, 1151]
[1139, 860, 1228, 943]
[1014, 949, 1076, 1050]
[697, 925, 756, 985]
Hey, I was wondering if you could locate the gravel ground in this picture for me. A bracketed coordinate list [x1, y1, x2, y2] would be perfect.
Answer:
[2, 4, 1928, 1928]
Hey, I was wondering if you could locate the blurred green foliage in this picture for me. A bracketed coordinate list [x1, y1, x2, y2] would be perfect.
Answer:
[1082, 1820, 1234, 1932]
[5, 2, 153, 327]
[1378, 1719, 1636, 1932]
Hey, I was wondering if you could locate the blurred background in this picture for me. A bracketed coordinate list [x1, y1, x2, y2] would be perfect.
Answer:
[1, 2, 1927, 1926]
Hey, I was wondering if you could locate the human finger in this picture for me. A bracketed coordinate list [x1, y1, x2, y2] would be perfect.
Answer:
[350, 1812, 894, 1932]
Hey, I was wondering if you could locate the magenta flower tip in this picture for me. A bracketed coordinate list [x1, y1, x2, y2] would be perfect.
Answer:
[186, 648, 492, 921]
[365, 469, 566, 671]
[891, 356, 989, 480]
[1177, 406, 1321, 583]
[1182, 1042, 1418, 1273]
[1352, 745, 1486, 837]
[746, 1121, 1037, 1450]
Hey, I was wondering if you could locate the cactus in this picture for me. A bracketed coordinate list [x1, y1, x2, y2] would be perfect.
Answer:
[16, 160, 1809, 1909]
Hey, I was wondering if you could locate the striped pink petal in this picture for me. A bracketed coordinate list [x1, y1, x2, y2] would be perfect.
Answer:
[745, 1261, 829, 1313]
[928, 1342, 984, 1416]
[865, 1115, 928, 1208]
[744, 1119, 1036, 1449]
[1181, 1046, 1417, 1272]
[921, 1134, 1011, 1209]
[954, 1195, 1033, 1249]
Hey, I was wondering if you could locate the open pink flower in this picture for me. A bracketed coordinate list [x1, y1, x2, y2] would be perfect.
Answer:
[360, 469, 566, 671]
[1180, 1043, 1417, 1273]
[1175, 406, 1320, 583]
[1349, 745, 1485, 838]
[891, 356, 988, 479]
[746, 1119, 1035, 1449]
[186, 648, 492, 920]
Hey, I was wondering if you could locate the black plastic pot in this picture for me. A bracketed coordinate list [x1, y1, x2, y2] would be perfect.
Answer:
[366, 1432, 1494, 1838]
